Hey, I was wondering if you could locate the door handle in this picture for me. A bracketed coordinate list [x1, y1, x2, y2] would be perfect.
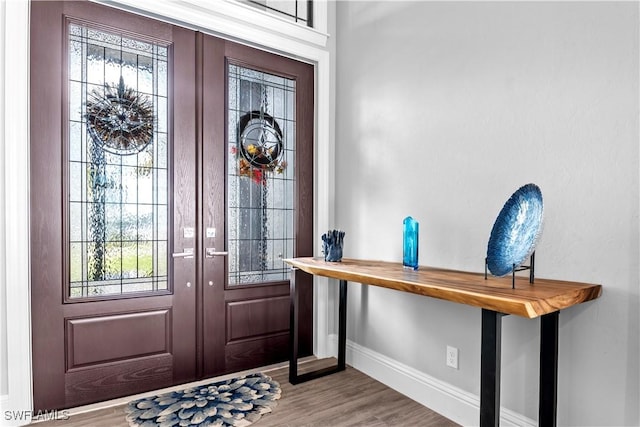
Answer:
[206, 248, 228, 258]
[172, 248, 194, 259]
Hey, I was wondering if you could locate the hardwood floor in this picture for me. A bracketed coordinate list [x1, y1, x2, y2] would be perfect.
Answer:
[33, 359, 460, 427]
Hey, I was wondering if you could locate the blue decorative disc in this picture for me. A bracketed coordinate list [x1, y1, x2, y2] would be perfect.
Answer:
[486, 184, 544, 277]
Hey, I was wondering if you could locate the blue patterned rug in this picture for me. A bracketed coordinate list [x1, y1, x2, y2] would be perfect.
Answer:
[125, 373, 281, 427]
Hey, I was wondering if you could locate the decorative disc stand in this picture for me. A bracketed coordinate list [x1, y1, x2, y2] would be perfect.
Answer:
[485, 252, 535, 289]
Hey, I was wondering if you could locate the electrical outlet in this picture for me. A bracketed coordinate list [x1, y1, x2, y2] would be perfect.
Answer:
[446, 345, 459, 369]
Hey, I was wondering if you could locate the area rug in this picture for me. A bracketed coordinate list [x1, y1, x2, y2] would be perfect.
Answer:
[125, 373, 281, 427]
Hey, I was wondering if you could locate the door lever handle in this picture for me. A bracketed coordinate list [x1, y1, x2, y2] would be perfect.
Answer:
[206, 248, 228, 258]
[172, 248, 194, 259]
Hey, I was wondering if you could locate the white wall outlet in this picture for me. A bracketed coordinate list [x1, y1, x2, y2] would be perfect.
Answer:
[446, 345, 459, 369]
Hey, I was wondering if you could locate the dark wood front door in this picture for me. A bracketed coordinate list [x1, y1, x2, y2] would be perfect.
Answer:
[30, 1, 313, 411]
[200, 35, 314, 377]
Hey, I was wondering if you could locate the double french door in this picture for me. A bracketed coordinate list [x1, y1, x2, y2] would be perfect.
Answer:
[30, 1, 313, 411]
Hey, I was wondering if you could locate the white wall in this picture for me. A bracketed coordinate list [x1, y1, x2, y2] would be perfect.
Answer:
[335, 2, 639, 426]
[0, 0, 8, 397]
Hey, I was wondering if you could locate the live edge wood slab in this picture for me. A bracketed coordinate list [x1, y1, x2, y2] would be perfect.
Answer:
[284, 257, 602, 319]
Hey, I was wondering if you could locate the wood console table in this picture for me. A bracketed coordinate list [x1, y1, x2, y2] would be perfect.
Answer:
[285, 257, 602, 427]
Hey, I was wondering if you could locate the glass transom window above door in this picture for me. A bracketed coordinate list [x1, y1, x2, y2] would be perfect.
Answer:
[67, 22, 169, 299]
[227, 64, 296, 286]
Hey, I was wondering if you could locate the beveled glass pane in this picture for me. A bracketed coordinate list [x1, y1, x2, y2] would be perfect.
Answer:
[87, 28, 120, 47]
[157, 60, 168, 97]
[69, 24, 82, 37]
[70, 243, 82, 283]
[157, 169, 167, 205]
[136, 173, 154, 205]
[86, 44, 105, 85]
[122, 204, 138, 240]
[122, 37, 153, 55]
[121, 51, 139, 88]
[273, 87, 285, 120]
[105, 203, 122, 241]
[69, 202, 82, 242]
[157, 206, 167, 241]
[105, 242, 123, 279]
[69, 161, 82, 202]
[106, 56, 126, 83]
[68, 22, 169, 299]
[69, 121, 82, 161]
[227, 64, 296, 286]
[69, 39, 82, 81]
[104, 165, 122, 203]
[137, 56, 153, 93]
[69, 81, 83, 122]
[157, 97, 167, 133]
[156, 134, 167, 169]
[137, 205, 153, 240]
[122, 173, 138, 204]
[286, 91, 294, 120]
[137, 241, 153, 277]
[104, 150, 122, 167]
[157, 242, 168, 276]
[137, 148, 153, 168]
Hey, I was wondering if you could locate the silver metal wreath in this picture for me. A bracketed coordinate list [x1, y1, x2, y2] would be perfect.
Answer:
[85, 76, 154, 155]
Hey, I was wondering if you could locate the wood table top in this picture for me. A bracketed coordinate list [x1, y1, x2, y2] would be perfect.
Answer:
[284, 257, 602, 318]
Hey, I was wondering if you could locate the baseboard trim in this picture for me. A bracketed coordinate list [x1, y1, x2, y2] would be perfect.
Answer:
[328, 334, 536, 427]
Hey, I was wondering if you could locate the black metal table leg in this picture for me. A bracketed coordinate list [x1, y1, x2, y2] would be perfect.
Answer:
[480, 309, 504, 427]
[539, 311, 559, 427]
[289, 269, 300, 383]
[289, 270, 348, 384]
[337, 278, 347, 371]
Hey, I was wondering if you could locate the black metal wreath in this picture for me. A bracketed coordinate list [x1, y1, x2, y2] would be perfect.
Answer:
[238, 111, 284, 168]
[85, 76, 154, 155]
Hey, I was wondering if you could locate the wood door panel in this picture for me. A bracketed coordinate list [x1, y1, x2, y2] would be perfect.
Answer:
[202, 37, 315, 377]
[65, 309, 171, 369]
[226, 296, 289, 342]
[65, 354, 173, 408]
[31, 1, 197, 411]
[224, 334, 289, 373]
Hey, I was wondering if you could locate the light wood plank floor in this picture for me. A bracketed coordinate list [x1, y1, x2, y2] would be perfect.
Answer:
[34, 359, 460, 427]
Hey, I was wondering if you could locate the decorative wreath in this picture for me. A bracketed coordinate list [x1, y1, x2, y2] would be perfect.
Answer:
[85, 77, 154, 155]
[232, 110, 287, 185]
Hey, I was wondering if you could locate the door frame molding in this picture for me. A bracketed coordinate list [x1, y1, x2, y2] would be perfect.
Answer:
[2, 0, 334, 417]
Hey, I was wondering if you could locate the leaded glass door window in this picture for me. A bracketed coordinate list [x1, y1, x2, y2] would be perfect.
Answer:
[227, 65, 296, 286]
[67, 23, 169, 298]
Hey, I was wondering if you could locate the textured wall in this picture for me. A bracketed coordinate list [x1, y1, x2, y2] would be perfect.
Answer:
[335, 2, 639, 425]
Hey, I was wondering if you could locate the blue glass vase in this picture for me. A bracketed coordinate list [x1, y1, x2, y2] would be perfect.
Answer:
[403, 216, 419, 270]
